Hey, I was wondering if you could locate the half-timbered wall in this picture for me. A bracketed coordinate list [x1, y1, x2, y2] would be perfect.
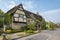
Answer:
[13, 9, 26, 22]
[12, 8, 27, 29]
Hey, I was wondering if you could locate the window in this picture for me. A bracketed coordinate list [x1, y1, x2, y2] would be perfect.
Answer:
[19, 17, 23, 22]
[13, 14, 26, 22]
[19, 14, 23, 18]
[14, 14, 19, 17]
[24, 16, 26, 18]
[14, 18, 18, 21]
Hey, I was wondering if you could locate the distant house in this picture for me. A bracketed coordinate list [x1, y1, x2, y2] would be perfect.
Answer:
[6, 4, 43, 29]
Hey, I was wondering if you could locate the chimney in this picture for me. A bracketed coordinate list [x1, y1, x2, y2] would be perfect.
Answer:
[36, 12, 39, 15]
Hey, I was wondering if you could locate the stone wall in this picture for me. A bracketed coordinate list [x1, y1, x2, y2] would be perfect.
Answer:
[12, 23, 26, 29]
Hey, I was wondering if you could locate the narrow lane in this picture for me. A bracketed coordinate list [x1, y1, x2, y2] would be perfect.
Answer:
[17, 33, 51, 40]
[14, 28, 60, 40]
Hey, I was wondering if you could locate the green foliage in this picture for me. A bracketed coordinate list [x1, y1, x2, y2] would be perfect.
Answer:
[0, 9, 4, 15]
[6, 30, 11, 34]
[46, 21, 54, 30]
[34, 18, 39, 22]
[0, 30, 2, 35]
[11, 30, 18, 33]
[19, 26, 27, 32]
[27, 30, 34, 33]
[41, 19, 47, 30]
[4, 13, 11, 25]
[6, 29, 21, 34]
[6, 27, 13, 30]
[0, 9, 4, 28]
[27, 23, 36, 30]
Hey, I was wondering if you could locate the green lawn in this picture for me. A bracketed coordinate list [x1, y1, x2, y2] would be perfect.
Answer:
[0, 36, 2, 40]
[17, 31, 38, 37]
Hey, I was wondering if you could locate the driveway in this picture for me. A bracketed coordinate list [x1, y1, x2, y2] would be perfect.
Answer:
[16, 28, 60, 40]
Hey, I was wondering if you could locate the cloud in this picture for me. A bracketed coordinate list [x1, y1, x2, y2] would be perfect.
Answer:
[41, 9, 60, 23]
[7, 1, 16, 9]
[43, 9, 60, 14]
[22, 0, 37, 12]
[0, 0, 16, 12]
[23, 1, 33, 9]
[4, 1, 16, 12]
[0, 0, 37, 13]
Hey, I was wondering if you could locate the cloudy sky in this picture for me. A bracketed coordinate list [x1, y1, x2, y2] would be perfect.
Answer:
[0, 0, 60, 23]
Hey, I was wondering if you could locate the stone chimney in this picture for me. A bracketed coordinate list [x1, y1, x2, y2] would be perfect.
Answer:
[36, 12, 39, 15]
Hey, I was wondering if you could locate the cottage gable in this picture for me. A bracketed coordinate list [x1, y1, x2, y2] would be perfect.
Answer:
[6, 4, 43, 29]
[15, 10, 25, 15]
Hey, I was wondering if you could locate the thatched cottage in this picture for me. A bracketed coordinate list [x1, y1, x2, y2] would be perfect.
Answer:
[6, 4, 43, 29]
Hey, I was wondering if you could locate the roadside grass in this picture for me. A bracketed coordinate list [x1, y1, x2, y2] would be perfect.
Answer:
[0, 36, 3, 40]
[6, 35, 11, 40]
[1, 31, 41, 40]
[17, 31, 38, 37]
[6, 32, 24, 39]
[0, 35, 11, 40]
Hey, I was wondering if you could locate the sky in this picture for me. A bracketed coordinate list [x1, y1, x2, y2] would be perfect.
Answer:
[0, 0, 60, 23]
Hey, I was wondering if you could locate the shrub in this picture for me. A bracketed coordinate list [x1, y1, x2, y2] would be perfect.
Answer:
[27, 30, 34, 33]
[6, 29, 22, 34]
[19, 27, 25, 31]
[15, 30, 20, 32]
[27, 23, 36, 30]
[11, 30, 16, 33]
[6, 27, 13, 30]
[41, 19, 46, 30]
[0, 30, 2, 35]
[46, 21, 55, 30]
[6, 30, 11, 34]
[18, 26, 27, 32]
[11, 29, 21, 33]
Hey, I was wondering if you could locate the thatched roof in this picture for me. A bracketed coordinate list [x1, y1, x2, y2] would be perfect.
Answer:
[24, 10, 42, 21]
[7, 4, 43, 21]
[7, 4, 23, 13]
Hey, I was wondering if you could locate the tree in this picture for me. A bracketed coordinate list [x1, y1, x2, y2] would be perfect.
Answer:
[46, 21, 54, 30]
[27, 22, 36, 30]
[4, 13, 11, 25]
[41, 19, 46, 30]
[0, 9, 4, 28]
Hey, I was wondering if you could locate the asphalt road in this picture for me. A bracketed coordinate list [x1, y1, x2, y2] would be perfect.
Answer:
[15, 28, 60, 40]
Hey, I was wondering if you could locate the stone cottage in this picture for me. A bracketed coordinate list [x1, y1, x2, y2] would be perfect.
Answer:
[6, 4, 43, 29]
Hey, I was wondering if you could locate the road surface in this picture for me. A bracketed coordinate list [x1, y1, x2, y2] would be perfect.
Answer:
[13, 28, 60, 40]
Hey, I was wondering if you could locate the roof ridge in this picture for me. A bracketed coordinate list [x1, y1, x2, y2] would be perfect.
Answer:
[6, 4, 24, 13]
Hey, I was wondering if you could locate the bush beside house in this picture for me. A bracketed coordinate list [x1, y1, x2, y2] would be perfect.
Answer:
[46, 21, 55, 30]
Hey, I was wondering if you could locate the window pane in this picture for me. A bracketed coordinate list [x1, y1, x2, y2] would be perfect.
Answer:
[23, 19, 26, 22]
[19, 14, 23, 18]
[14, 14, 19, 17]
[14, 18, 18, 21]
[23, 16, 26, 22]
[19, 18, 23, 22]
[24, 16, 26, 18]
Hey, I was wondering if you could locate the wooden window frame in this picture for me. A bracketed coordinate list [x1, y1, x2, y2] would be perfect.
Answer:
[13, 13, 26, 22]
